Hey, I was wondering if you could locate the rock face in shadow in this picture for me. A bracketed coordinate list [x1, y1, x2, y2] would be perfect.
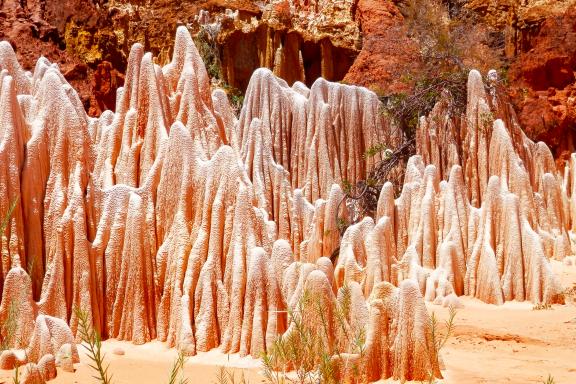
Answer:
[342, 0, 421, 95]
[507, 3, 576, 162]
[467, 0, 576, 159]
[218, 23, 358, 92]
[206, 0, 360, 92]
[0, 26, 572, 383]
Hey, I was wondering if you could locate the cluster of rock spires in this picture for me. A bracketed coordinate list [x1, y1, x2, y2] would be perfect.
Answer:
[0, 26, 571, 382]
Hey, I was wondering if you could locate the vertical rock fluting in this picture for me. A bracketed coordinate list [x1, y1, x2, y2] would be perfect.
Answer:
[365, 70, 568, 306]
[0, 26, 439, 382]
[0, 26, 572, 383]
[238, 67, 402, 203]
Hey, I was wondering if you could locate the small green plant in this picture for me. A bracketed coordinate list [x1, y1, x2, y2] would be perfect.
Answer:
[479, 111, 494, 135]
[431, 306, 457, 351]
[336, 217, 348, 234]
[363, 143, 387, 159]
[230, 93, 244, 113]
[0, 194, 21, 356]
[167, 350, 189, 384]
[532, 302, 553, 311]
[497, 67, 509, 85]
[192, 25, 245, 116]
[222, 84, 245, 116]
[193, 25, 223, 81]
[74, 307, 113, 384]
[0, 196, 18, 234]
[365, 177, 378, 188]
[543, 374, 555, 384]
[214, 366, 250, 384]
[340, 179, 352, 195]
[12, 363, 20, 384]
[0, 301, 18, 351]
[422, 306, 457, 384]
[261, 286, 367, 384]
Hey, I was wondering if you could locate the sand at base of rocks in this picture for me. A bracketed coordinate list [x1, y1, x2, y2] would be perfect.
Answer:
[434, 260, 576, 384]
[0, 343, 266, 384]
[1, 261, 574, 384]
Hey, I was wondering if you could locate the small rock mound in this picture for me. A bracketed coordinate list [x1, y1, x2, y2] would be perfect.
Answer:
[37, 354, 57, 381]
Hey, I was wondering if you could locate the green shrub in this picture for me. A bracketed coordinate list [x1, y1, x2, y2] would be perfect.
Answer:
[423, 307, 457, 383]
[381, 0, 503, 139]
[168, 351, 189, 384]
[74, 307, 113, 384]
[214, 366, 250, 384]
[261, 287, 367, 384]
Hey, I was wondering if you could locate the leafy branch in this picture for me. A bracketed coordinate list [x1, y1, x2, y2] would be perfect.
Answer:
[0, 196, 18, 234]
[422, 306, 457, 383]
[0, 301, 18, 351]
[74, 307, 113, 384]
[214, 366, 250, 384]
[168, 351, 189, 384]
[261, 287, 366, 384]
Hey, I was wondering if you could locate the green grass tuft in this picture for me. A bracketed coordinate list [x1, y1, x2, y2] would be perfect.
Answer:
[74, 307, 113, 384]
[168, 350, 189, 384]
[213, 366, 250, 384]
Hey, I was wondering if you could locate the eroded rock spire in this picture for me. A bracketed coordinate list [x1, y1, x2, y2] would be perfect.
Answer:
[0, 26, 571, 383]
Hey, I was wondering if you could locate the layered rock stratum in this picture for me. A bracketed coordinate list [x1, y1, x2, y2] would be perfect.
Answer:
[0, 26, 572, 383]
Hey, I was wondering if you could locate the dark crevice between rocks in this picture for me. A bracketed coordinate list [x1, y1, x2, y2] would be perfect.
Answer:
[219, 24, 358, 93]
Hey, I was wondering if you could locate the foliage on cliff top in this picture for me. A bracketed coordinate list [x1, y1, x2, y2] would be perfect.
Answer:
[380, 0, 504, 138]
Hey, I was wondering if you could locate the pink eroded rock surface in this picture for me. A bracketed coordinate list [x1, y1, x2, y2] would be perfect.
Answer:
[0, 26, 572, 382]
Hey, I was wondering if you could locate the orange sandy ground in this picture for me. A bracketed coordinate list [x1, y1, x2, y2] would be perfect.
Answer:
[0, 344, 266, 384]
[437, 260, 576, 384]
[1, 261, 574, 384]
